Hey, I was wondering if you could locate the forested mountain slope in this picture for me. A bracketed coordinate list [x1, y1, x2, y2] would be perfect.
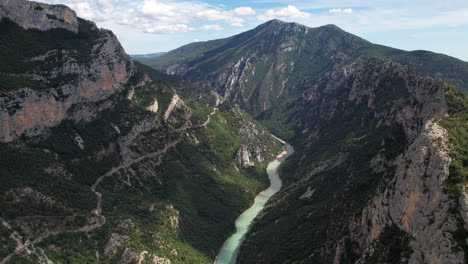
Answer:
[147, 20, 468, 264]
[0, 1, 282, 263]
[146, 20, 468, 132]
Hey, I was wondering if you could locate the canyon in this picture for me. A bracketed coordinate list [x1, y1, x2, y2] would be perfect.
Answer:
[0, 1, 467, 264]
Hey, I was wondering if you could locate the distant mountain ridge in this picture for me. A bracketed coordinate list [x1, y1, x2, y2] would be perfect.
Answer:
[131, 52, 166, 61]
[147, 20, 468, 118]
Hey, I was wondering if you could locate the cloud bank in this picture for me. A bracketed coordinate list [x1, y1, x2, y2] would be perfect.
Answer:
[44, 0, 258, 34]
[43, 0, 468, 37]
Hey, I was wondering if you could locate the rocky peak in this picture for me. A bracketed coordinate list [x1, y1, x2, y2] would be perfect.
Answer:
[0, 0, 78, 33]
[258, 18, 308, 36]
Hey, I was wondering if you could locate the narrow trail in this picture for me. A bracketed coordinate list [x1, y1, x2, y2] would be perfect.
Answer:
[0, 217, 102, 264]
[91, 139, 181, 217]
[200, 108, 218, 127]
[175, 107, 218, 132]
[0, 106, 218, 264]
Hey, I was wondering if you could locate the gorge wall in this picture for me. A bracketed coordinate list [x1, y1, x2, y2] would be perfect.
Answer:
[0, 1, 282, 263]
[149, 20, 468, 264]
[0, 0, 133, 142]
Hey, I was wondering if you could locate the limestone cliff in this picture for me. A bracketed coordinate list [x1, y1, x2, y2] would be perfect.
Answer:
[0, 0, 134, 142]
[237, 58, 467, 264]
[0, 0, 78, 32]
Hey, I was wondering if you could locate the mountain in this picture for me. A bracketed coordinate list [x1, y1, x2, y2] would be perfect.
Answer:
[147, 20, 468, 136]
[147, 20, 468, 264]
[1, 1, 467, 264]
[238, 58, 468, 264]
[131, 52, 167, 61]
[0, 1, 282, 263]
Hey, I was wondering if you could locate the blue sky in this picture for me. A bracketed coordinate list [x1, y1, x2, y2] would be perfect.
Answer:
[43, 0, 468, 61]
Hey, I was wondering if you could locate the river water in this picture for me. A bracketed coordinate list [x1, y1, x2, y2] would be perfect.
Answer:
[215, 138, 294, 264]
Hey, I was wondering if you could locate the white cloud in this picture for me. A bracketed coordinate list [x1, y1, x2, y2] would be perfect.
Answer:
[311, 8, 468, 33]
[138, 0, 205, 24]
[232, 7, 256, 16]
[195, 9, 248, 26]
[329, 8, 353, 14]
[200, 24, 224, 31]
[41, 0, 468, 61]
[44, 0, 255, 32]
[39, 0, 468, 39]
[142, 24, 195, 34]
[195, 10, 228, 20]
[137, 1, 255, 27]
[257, 5, 311, 21]
[66, 2, 104, 21]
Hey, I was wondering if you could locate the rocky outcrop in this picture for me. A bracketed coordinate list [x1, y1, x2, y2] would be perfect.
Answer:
[0, 0, 78, 32]
[104, 233, 130, 258]
[118, 248, 172, 264]
[147, 99, 159, 113]
[151, 255, 171, 264]
[164, 204, 180, 229]
[459, 189, 468, 231]
[236, 145, 255, 168]
[353, 120, 463, 264]
[163, 94, 181, 120]
[0, 1, 134, 142]
[119, 248, 139, 264]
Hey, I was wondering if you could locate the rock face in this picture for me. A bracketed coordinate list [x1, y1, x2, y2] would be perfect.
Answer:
[236, 59, 467, 264]
[236, 145, 255, 168]
[353, 120, 461, 264]
[0, 0, 78, 32]
[146, 99, 159, 113]
[104, 233, 130, 258]
[459, 189, 468, 231]
[0, 0, 133, 142]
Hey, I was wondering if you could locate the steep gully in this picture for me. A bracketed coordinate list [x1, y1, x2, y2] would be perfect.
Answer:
[215, 136, 294, 264]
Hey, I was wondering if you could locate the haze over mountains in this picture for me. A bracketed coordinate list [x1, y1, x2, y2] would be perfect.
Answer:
[0, 1, 467, 264]
[130, 52, 166, 62]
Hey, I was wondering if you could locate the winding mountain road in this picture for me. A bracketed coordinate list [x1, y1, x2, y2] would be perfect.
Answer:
[0, 106, 218, 264]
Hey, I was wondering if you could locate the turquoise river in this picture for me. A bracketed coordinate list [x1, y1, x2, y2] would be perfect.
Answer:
[215, 137, 294, 264]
